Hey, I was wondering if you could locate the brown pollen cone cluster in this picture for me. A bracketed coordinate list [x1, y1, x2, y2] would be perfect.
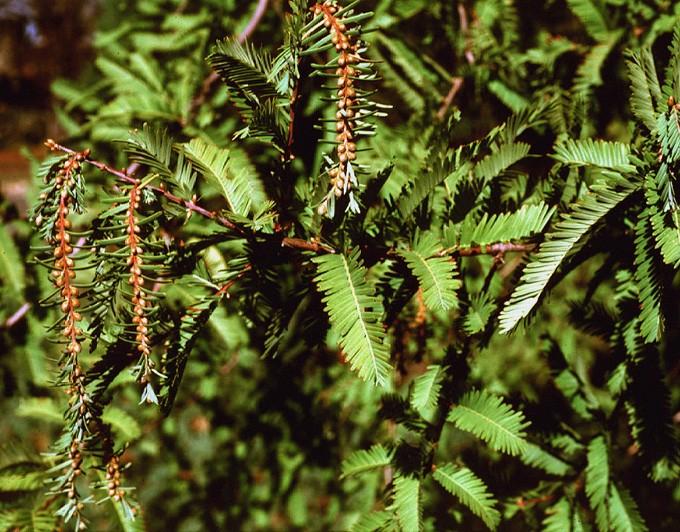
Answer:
[313, 1, 359, 198]
[68, 440, 83, 489]
[125, 180, 152, 382]
[105, 454, 126, 502]
[50, 155, 90, 412]
[48, 153, 94, 518]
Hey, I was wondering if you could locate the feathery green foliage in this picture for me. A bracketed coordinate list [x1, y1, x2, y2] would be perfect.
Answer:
[341, 444, 392, 478]
[447, 390, 529, 455]
[399, 236, 460, 311]
[390, 475, 422, 532]
[453, 203, 554, 248]
[313, 250, 392, 386]
[5, 0, 680, 530]
[182, 137, 264, 215]
[432, 463, 500, 530]
[499, 179, 636, 332]
[410, 364, 445, 417]
[625, 47, 662, 133]
[553, 138, 636, 173]
[586, 436, 610, 530]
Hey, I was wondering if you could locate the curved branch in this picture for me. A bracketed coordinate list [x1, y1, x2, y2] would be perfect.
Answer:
[187, 0, 270, 123]
[239, 0, 269, 43]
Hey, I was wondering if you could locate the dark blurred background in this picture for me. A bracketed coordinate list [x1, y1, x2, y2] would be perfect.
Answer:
[0, 0, 95, 208]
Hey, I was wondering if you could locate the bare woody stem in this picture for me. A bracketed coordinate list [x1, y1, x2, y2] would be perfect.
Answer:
[453, 242, 536, 256]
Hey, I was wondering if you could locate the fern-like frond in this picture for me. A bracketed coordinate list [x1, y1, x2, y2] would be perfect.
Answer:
[553, 138, 635, 173]
[399, 236, 460, 311]
[447, 390, 529, 455]
[182, 138, 264, 215]
[207, 38, 281, 113]
[0, 471, 43, 492]
[554, 369, 596, 421]
[521, 442, 573, 476]
[608, 483, 648, 532]
[341, 444, 392, 479]
[433, 463, 500, 530]
[542, 497, 571, 532]
[313, 250, 392, 386]
[160, 296, 220, 415]
[634, 212, 664, 343]
[123, 124, 196, 193]
[410, 365, 445, 418]
[474, 142, 531, 181]
[395, 117, 472, 218]
[566, 0, 609, 41]
[350, 511, 393, 532]
[647, 176, 680, 267]
[398, 160, 470, 218]
[658, 110, 680, 166]
[662, 25, 680, 103]
[585, 435, 610, 531]
[390, 475, 422, 532]
[573, 33, 620, 96]
[372, 31, 442, 112]
[462, 293, 496, 335]
[236, 98, 288, 147]
[0, 509, 56, 532]
[488, 79, 529, 113]
[102, 406, 142, 443]
[499, 180, 636, 333]
[542, 497, 585, 532]
[453, 203, 554, 248]
[625, 48, 662, 133]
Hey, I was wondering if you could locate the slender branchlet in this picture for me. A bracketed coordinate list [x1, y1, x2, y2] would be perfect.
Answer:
[312, 1, 364, 215]
[33, 151, 94, 528]
[125, 180, 153, 385]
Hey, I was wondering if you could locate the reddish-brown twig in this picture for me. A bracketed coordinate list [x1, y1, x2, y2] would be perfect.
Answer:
[215, 263, 253, 298]
[453, 242, 536, 257]
[437, 76, 463, 120]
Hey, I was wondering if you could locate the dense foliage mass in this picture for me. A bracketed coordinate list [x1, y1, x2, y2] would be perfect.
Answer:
[2, 0, 680, 530]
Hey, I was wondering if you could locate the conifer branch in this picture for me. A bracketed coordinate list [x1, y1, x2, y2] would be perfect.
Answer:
[33, 152, 99, 528]
[45, 140, 334, 253]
